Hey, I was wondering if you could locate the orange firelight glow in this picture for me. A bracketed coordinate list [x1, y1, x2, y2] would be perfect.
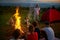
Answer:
[13, 7, 24, 33]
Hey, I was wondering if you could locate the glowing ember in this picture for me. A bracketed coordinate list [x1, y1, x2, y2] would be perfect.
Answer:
[13, 7, 24, 33]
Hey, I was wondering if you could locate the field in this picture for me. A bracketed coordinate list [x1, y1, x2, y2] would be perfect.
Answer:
[0, 6, 60, 40]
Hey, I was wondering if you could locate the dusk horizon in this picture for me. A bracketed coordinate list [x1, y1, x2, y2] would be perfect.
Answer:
[0, 2, 60, 8]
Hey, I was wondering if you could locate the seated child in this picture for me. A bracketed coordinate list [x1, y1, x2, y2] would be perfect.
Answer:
[27, 25, 38, 40]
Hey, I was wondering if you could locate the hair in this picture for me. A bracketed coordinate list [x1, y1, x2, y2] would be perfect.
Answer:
[35, 4, 39, 8]
[29, 25, 34, 33]
[32, 21, 37, 27]
[52, 6, 55, 9]
[12, 29, 20, 39]
[47, 7, 50, 10]
[44, 22, 49, 25]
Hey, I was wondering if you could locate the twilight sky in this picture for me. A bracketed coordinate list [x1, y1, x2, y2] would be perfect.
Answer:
[0, 0, 60, 3]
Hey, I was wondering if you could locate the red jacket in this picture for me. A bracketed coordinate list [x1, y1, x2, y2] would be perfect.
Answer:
[27, 32, 38, 40]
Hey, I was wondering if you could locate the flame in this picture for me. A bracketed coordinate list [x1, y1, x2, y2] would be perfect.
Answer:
[13, 7, 24, 33]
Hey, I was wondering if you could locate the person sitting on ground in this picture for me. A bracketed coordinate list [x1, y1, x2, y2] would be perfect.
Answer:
[10, 29, 21, 40]
[42, 22, 55, 40]
[27, 25, 38, 40]
[32, 21, 40, 40]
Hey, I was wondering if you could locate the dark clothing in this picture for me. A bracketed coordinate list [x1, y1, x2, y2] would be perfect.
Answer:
[40, 30, 48, 40]
[34, 28, 40, 40]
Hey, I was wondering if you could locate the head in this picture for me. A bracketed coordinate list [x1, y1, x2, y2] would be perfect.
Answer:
[29, 25, 35, 33]
[12, 29, 20, 39]
[51, 6, 55, 9]
[47, 7, 50, 10]
[35, 4, 39, 8]
[44, 21, 49, 27]
[32, 21, 37, 27]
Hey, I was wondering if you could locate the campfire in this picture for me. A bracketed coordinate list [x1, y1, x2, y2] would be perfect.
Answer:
[13, 7, 24, 33]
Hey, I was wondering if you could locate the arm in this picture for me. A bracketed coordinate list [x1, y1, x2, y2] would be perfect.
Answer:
[35, 21, 40, 28]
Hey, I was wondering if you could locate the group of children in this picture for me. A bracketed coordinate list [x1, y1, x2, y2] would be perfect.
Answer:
[10, 21, 55, 40]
